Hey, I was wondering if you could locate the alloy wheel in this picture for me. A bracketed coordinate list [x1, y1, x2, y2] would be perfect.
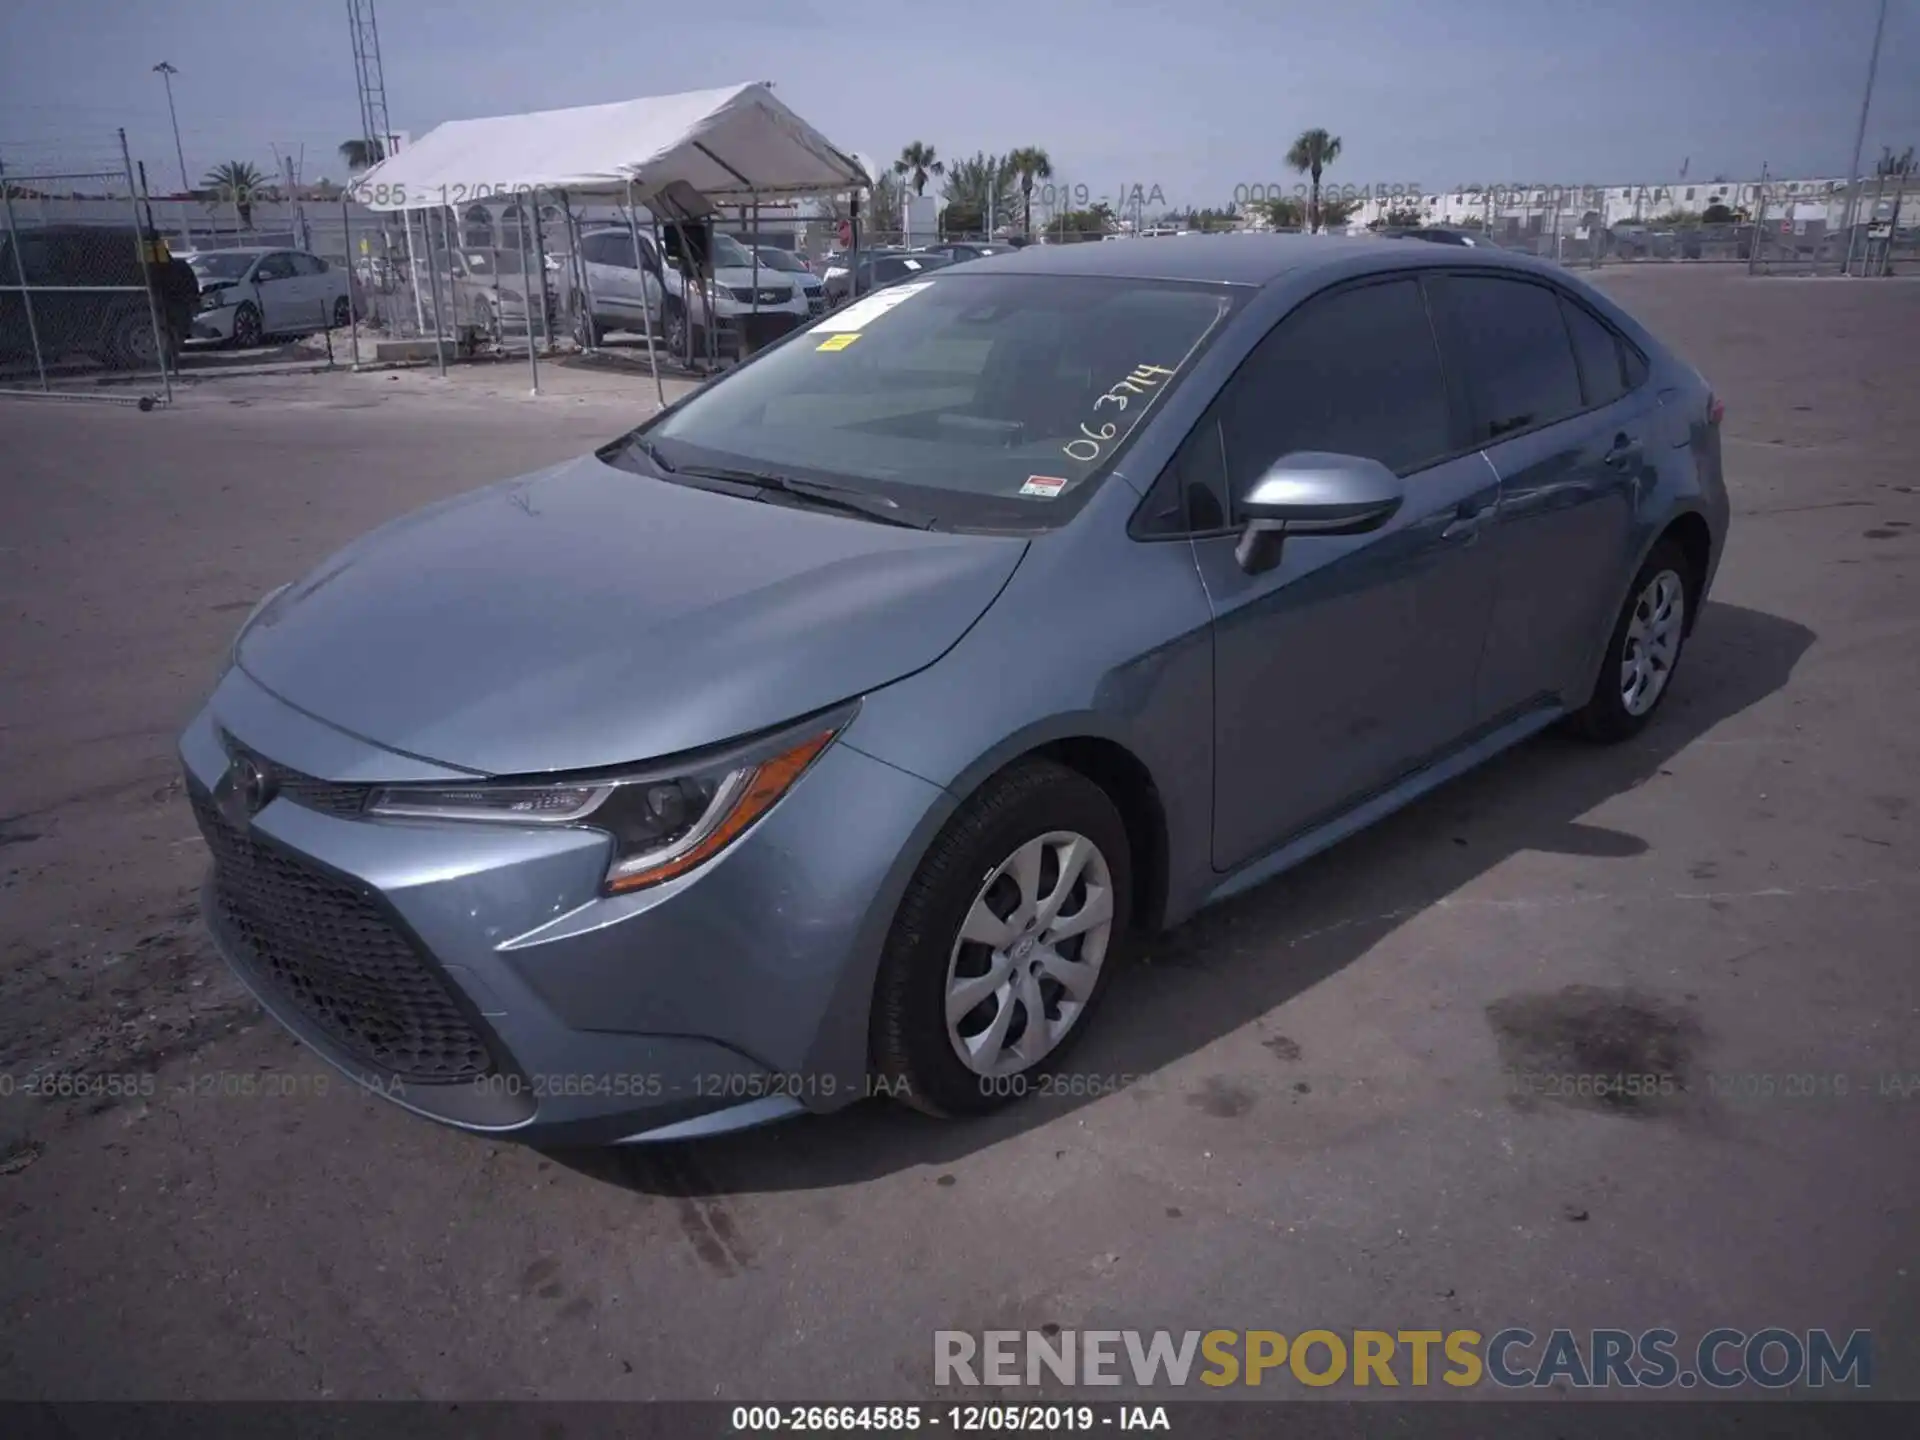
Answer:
[1621, 568, 1685, 716]
[943, 831, 1115, 1078]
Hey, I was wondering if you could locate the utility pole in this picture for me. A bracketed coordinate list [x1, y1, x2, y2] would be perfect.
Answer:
[152, 62, 189, 194]
[1839, 0, 1890, 266]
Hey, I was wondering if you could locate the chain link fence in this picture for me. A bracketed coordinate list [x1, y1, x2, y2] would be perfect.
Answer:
[1, 146, 182, 406]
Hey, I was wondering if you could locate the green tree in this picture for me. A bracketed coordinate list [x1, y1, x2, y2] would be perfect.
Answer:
[1258, 195, 1305, 230]
[201, 160, 269, 227]
[1318, 195, 1358, 229]
[1700, 202, 1736, 224]
[1007, 147, 1053, 238]
[1875, 144, 1916, 178]
[1050, 202, 1114, 242]
[338, 138, 385, 173]
[1285, 128, 1343, 232]
[940, 152, 1017, 236]
[1373, 204, 1423, 228]
[893, 141, 944, 197]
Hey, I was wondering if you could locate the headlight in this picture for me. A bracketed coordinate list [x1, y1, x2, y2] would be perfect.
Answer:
[366, 708, 851, 894]
[199, 287, 235, 310]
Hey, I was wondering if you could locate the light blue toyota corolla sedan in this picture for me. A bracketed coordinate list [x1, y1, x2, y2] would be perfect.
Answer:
[180, 234, 1728, 1145]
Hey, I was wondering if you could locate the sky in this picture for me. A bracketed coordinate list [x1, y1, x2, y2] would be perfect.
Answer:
[1, 0, 1915, 208]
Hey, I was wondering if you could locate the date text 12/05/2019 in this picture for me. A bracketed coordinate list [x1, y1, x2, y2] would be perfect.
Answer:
[347, 182, 540, 208]
[728, 1405, 1171, 1432]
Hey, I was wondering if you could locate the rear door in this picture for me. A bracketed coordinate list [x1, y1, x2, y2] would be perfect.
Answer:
[1426, 272, 1656, 717]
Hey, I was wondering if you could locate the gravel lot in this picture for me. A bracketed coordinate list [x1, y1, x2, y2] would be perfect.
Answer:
[1, 268, 1916, 1403]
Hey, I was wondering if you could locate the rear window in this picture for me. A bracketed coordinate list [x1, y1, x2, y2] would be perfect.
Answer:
[638, 272, 1240, 531]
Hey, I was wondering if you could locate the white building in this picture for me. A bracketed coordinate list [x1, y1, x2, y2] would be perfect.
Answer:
[1345, 175, 1917, 233]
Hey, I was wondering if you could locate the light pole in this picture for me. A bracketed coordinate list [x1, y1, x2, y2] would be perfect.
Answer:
[152, 62, 189, 195]
[1838, 0, 1889, 259]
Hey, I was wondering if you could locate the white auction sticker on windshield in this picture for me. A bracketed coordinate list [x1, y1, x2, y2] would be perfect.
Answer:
[813, 281, 935, 333]
[1019, 475, 1068, 498]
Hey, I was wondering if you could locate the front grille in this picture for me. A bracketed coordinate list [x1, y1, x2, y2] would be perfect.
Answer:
[729, 285, 793, 305]
[223, 736, 370, 819]
[191, 786, 495, 1083]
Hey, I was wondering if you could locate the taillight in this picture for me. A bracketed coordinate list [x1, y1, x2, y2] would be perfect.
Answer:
[1708, 394, 1725, 426]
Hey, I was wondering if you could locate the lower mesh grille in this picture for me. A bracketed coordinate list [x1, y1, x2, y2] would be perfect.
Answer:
[191, 786, 494, 1083]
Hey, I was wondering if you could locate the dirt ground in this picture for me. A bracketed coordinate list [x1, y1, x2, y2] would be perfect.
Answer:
[1, 267, 1916, 1403]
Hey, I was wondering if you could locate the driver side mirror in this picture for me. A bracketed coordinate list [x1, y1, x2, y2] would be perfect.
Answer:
[1233, 452, 1406, 575]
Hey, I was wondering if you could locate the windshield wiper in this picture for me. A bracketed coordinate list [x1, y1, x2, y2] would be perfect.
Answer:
[676, 465, 937, 530]
[630, 435, 677, 473]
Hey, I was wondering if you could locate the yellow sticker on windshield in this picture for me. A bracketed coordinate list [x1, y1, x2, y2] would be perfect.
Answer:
[816, 333, 860, 351]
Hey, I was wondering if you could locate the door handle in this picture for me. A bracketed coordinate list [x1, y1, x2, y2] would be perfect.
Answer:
[1441, 504, 1482, 542]
[1603, 433, 1643, 470]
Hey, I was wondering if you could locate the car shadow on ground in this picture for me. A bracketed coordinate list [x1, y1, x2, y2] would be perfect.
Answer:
[548, 599, 1815, 1198]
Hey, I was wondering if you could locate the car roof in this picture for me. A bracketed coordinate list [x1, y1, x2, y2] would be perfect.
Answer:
[187, 246, 277, 256]
[953, 232, 1540, 287]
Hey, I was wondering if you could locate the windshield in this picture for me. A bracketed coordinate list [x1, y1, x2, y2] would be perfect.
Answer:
[755, 249, 806, 272]
[710, 233, 755, 269]
[190, 253, 258, 280]
[636, 272, 1238, 531]
[459, 251, 501, 275]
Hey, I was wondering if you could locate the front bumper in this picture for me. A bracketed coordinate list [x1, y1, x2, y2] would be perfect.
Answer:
[191, 306, 237, 341]
[179, 667, 952, 1146]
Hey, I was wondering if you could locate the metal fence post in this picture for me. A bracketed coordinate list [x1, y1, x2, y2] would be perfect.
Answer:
[623, 181, 666, 407]
[120, 128, 173, 406]
[341, 195, 362, 368]
[0, 154, 51, 393]
[423, 206, 449, 376]
[516, 186, 539, 395]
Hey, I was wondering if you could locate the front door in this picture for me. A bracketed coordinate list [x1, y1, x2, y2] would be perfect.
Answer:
[249, 251, 299, 333]
[1195, 274, 1503, 874]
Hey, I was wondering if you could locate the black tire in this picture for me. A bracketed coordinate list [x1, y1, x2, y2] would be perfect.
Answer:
[101, 306, 162, 369]
[332, 295, 351, 329]
[472, 296, 498, 340]
[1567, 537, 1696, 744]
[230, 301, 262, 349]
[871, 759, 1133, 1118]
[662, 298, 691, 359]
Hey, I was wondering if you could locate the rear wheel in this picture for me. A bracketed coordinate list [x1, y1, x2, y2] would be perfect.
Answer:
[570, 295, 601, 347]
[1568, 538, 1695, 743]
[331, 295, 352, 328]
[871, 760, 1132, 1117]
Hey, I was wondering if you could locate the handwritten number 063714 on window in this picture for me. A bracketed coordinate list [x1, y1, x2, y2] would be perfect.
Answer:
[1066, 364, 1178, 463]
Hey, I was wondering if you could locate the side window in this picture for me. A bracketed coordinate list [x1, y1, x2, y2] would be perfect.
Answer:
[1429, 274, 1584, 441]
[1559, 295, 1627, 408]
[1621, 342, 1649, 390]
[1218, 277, 1454, 504]
[1132, 410, 1229, 539]
[290, 252, 325, 276]
[255, 253, 296, 282]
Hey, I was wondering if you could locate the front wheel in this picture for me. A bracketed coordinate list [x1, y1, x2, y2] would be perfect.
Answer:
[331, 295, 351, 329]
[103, 306, 162, 369]
[871, 760, 1132, 1117]
[1567, 538, 1695, 743]
[230, 301, 262, 349]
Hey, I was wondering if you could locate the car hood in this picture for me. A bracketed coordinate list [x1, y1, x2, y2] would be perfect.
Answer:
[237, 454, 1027, 776]
[712, 266, 797, 289]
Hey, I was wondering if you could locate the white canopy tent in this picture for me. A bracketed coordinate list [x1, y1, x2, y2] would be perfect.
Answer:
[348, 82, 871, 392]
[350, 81, 868, 210]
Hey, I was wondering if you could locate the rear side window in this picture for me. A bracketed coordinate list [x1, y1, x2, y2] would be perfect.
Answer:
[1219, 277, 1453, 498]
[1430, 274, 1584, 441]
[291, 252, 326, 276]
[1559, 295, 1628, 408]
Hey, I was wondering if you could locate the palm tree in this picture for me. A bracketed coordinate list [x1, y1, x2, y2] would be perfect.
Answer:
[202, 160, 268, 228]
[1285, 128, 1343, 232]
[893, 142, 944, 197]
[338, 138, 386, 174]
[940, 152, 1017, 236]
[1875, 144, 1916, 178]
[1007, 147, 1053, 238]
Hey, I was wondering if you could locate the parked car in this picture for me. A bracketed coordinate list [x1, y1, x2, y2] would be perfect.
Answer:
[822, 249, 954, 306]
[1377, 226, 1494, 248]
[181, 234, 1726, 1146]
[188, 247, 352, 347]
[416, 246, 559, 342]
[0, 223, 195, 370]
[751, 245, 814, 276]
[748, 245, 827, 314]
[921, 241, 1015, 264]
[570, 227, 812, 356]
